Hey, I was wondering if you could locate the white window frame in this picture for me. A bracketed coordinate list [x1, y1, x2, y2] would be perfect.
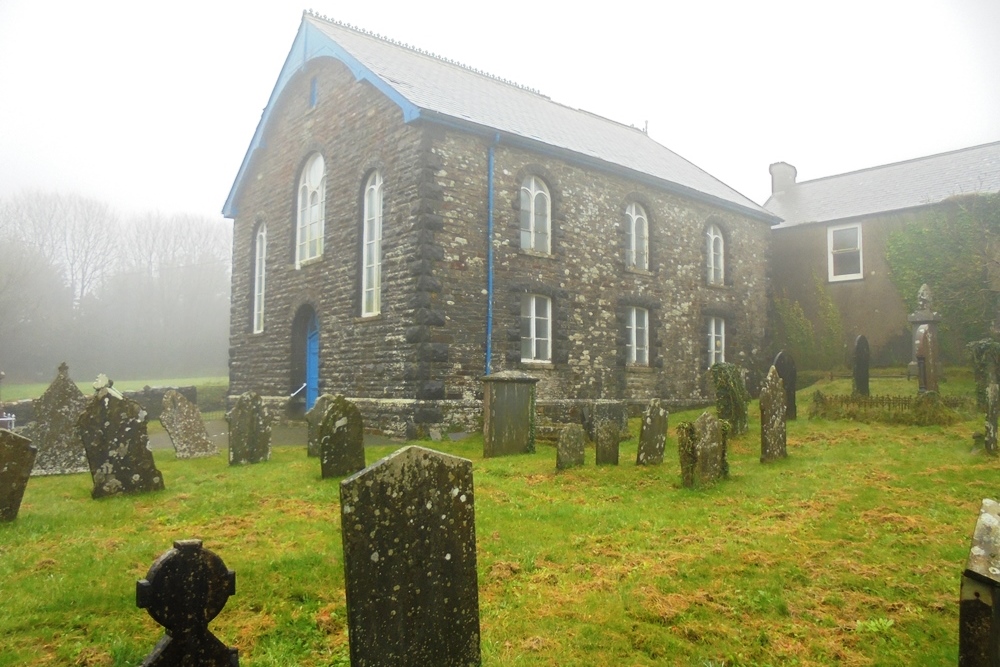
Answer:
[707, 316, 725, 367]
[627, 306, 649, 365]
[707, 224, 724, 285]
[520, 294, 552, 362]
[361, 171, 383, 317]
[625, 203, 649, 270]
[296, 153, 326, 268]
[827, 222, 863, 282]
[520, 176, 551, 254]
[252, 223, 266, 333]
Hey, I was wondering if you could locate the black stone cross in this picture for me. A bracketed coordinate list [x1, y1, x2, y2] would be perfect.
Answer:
[136, 539, 238, 666]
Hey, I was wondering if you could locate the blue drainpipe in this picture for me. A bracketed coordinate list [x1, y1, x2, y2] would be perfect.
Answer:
[485, 133, 500, 376]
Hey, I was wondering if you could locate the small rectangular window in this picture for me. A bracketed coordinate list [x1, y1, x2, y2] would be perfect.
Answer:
[520, 294, 552, 362]
[707, 316, 725, 367]
[828, 223, 863, 281]
[627, 307, 649, 365]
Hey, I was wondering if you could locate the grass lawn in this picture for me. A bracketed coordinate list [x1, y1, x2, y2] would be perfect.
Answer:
[0, 370, 992, 665]
[1, 377, 229, 403]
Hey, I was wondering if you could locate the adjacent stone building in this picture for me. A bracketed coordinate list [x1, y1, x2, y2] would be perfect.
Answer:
[224, 12, 777, 436]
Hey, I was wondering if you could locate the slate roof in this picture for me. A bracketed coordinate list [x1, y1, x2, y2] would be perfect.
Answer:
[766, 141, 1000, 229]
[225, 12, 775, 222]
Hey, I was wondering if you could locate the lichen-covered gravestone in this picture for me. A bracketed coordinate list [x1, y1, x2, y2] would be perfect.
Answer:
[959, 498, 1000, 666]
[916, 325, 940, 393]
[160, 390, 217, 459]
[595, 419, 620, 465]
[0, 429, 37, 521]
[711, 363, 750, 435]
[986, 384, 999, 456]
[556, 423, 585, 470]
[759, 366, 788, 463]
[853, 335, 871, 397]
[340, 446, 480, 666]
[77, 387, 165, 498]
[22, 362, 89, 476]
[305, 393, 336, 457]
[227, 392, 271, 465]
[319, 395, 365, 478]
[773, 350, 797, 420]
[635, 399, 668, 466]
[677, 411, 729, 488]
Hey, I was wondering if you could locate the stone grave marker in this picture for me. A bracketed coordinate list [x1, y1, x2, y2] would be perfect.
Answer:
[556, 423, 585, 470]
[305, 393, 336, 457]
[711, 363, 750, 435]
[0, 429, 37, 521]
[916, 325, 940, 393]
[137, 539, 238, 666]
[853, 335, 871, 396]
[319, 395, 366, 478]
[959, 498, 1000, 666]
[677, 411, 729, 488]
[986, 384, 999, 456]
[340, 446, 480, 666]
[759, 366, 788, 463]
[160, 390, 217, 459]
[482, 370, 539, 458]
[636, 399, 668, 465]
[595, 419, 620, 465]
[227, 392, 271, 465]
[78, 385, 165, 499]
[22, 363, 89, 476]
[773, 350, 797, 420]
[582, 400, 628, 442]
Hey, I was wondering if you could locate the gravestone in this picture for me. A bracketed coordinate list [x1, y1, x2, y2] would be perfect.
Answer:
[908, 283, 942, 381]
[582, 400, 628, 442]
[595, 419, 620, 465]
[482, 371, 539, 458]
[959, 499, 1000, 667]
[711, 363, 750, 435]
[319, 395, 366, 478]
[78, 387, 165, 499]
[23, 363, 89, 476]
[160, 390, 217, 459]
[0, 429, 37, 521]
[227, 392, 271, 465]
[305, 393, 336, 457]
[635, 399, 668, 466]
[986, 384, 999, 456]
[137, 539, 238, 666]
[556, 423, 586, 470]
[340, 446, 480, 666]
[916, 325, 940, 393]
[677, 411, 729, 488]
[853, 335, 870, 397]
[772, 351, 797, 420]
[759, 366, 788, 463]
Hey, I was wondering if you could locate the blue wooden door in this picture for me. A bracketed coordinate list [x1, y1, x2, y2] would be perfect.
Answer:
[305, 313, 319, 411]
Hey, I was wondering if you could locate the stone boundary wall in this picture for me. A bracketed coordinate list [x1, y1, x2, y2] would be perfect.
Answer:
[4, 386, 197, 426]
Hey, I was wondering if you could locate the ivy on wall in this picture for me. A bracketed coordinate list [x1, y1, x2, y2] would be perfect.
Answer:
[711, 362, 750, 436]
[771, 274, 845, 370]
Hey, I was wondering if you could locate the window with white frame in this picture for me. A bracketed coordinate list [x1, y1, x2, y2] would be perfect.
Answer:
[627, 306, 649, 365]
[707, 316, 725, 367]
[361, 171, 383, 316]
[520, 294, 552, 362]
[827, 223, 863, 281]
[252, 224, 267, 333]
[296, 153, 326, 267]
[707, 223, 724, 285]
[625, 202, 649, 270]
[519, 176, 551, 253]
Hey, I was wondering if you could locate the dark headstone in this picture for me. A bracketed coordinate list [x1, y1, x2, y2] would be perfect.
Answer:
[161, 390, 217, 459]
[677, 411, 729, 488]
[759, 366, 788, 463]
[319, 395, 366, 478]
[482, 371, 539, 458]
[711, 363, 750, 435]
[0, 429, 36, 521]
[986, 384, 999, 457]
[908, 283, 943, 381]
[595, 419, 620, 465]
[23, 363, 89, 476]
[305, 393, 336, 457]
[77, 390, 165, 498]
[635, 399, 668, 466]
[772, 351, 797, 420]
[556, 423, 585, 470]
[959, 499, 1000, 667]
[340, 446, 480, 666]
[137, 539, 238, 666]
[853, 335, 871, 396]
[227, 392, 271, 465]
[582, 400, 628, 442]
[916, 325, 940, 393]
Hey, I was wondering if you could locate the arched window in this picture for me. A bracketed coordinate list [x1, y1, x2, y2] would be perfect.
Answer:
[707, 223, 724, 285]
[296, 153, 326, 267]
[625, 202, 648, 270]
[520, 176, 551, 253]
[361, 171, 383, 316]
[252, 223, 267, 333]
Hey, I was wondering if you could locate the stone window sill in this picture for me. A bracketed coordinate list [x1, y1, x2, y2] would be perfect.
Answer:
[519, 248, 554, 259]
[626, 364, 654, 373]
[353, 313, 383, 324]
[626, 266, 653, 277]
[296, 255, 324, 270]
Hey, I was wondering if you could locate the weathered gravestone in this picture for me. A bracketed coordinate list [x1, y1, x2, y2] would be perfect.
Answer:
[677, 411, 729, 488]
[773, 350, 797, 420]
[595, 419, 620, 465]
[482, 371, 539, 458]
[305, 393, 336, 457]
[759, 366, 788, 463]
[986, 384, 999, 457]
[137, 539, 238, 666]
[160, 390, 217, 459]
[227, 392, 271, 465]
[582, 400, 628, 442]
[853, 335, 871, 397]
[0, 429, 36, 521]
[78, 386, 165, 499]
[959, 498, 1000, 667]
[636, 399, 668, 466]
[711, 363, 750, 435]
[319, 395, 366, 478]
[556, 423, 586, 470]
[340, 446, 480, 666]
[916, 325, 940, 393]
[908, 283, 943, 381]
[22, 363, 89, 476]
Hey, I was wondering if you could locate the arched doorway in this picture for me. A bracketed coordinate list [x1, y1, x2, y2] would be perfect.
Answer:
[291, 305, 320, 413]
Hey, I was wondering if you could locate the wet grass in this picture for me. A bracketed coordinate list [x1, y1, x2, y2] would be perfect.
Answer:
[1, 376, 228, 403]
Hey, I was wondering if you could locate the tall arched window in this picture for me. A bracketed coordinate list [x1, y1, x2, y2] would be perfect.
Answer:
[625, 202, 648, 270]
[520, 176, 551, 253]
[252, 223, 267, 333]
[296, 153, 326, 267]
[361, 171, 383, 317]
[707, 223, 724, 285]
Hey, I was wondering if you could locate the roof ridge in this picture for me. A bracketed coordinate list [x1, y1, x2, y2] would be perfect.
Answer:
[304, 9, 549, 99]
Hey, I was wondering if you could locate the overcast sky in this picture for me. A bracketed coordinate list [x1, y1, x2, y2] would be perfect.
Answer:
[0, 0, 997, 221]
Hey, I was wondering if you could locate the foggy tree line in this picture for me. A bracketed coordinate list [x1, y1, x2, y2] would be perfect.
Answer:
[0, 191, 232, 383]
